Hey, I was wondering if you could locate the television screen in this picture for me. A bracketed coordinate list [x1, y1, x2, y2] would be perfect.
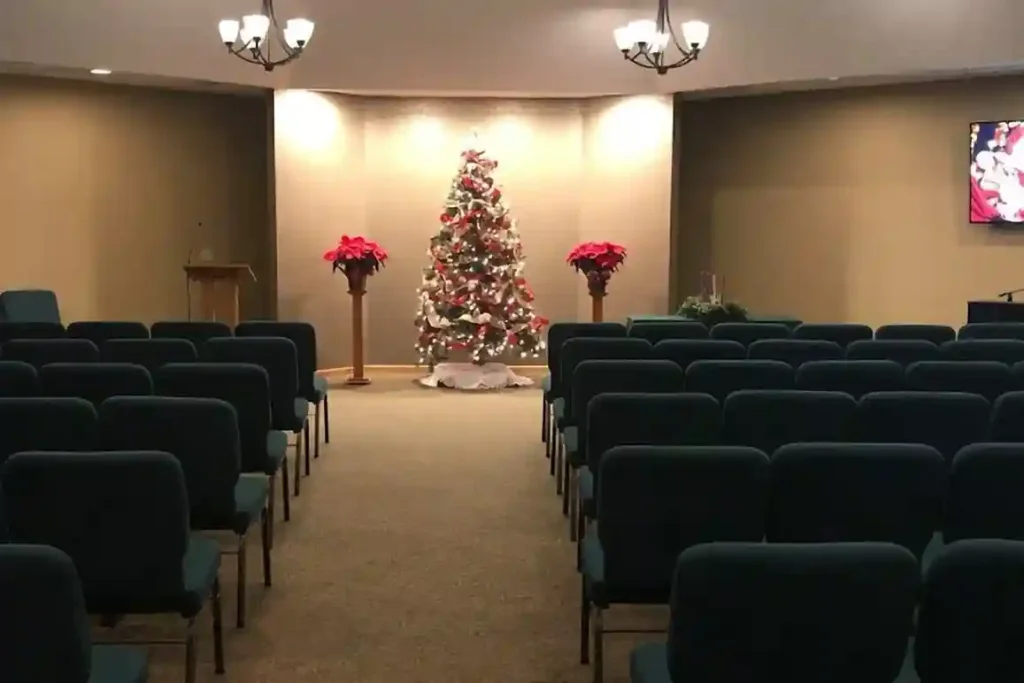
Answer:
[971, 121, 1024, 223]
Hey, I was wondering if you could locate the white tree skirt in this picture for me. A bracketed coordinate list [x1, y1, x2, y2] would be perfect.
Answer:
[418, 362, 533, 390]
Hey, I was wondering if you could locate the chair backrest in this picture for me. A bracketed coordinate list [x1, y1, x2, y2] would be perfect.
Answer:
[795, 360, 904, 398]
[958, 322, 1024, 341]
[39, 363, 152, 408]
[792, 323, 874, 348]
[668, 542, 918, 683]
[685, 360, 794, 402]
[0, 397, 97, 465]
[915, 539, 1024, 683]
[906, 360, 1015, 402]
[572, 360, 684, 446]
[0, 544, 91, 683]
[100, 338, 198, 373]
[769, 443, 946, 559]
[586, 393, 720, 490]
[204, 337, 301, 432]
[155, 362, 272, 473]
[847, 339, 940, 366]
[991, 390, 1024, 441]
[856, 391, 991, 463]
[545, 322, 626, 381]
[709, 322, 791, 346]
[1, 451, 189, 611]
[0, 289, 61, 324]
[66, 321, 149, 345]
[559, 337, 652, 418]
[747, 339, 843, 367]
[722, 390, 857, 453]
[235, 321, 318, 401]
[2, 339, 98, 368]
[875, 324, 956, 345]
[150, 320, 232, 348]
[627, 321, 708, 344]
[946, 444, 1024, 542]
[940, 339, 1024, 364]
[98, 396, 240, 529]
[0, 360, 38, 397]
[0, 321, 66, 343]
[598, 445, 770, 599]
[652, 339, 746, 374]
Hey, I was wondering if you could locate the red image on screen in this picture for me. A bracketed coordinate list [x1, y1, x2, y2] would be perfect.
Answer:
[970, 121, 1024, 223]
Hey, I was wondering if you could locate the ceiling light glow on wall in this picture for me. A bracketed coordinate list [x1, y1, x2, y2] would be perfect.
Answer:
[613, 0, 709, 75]
[90, 68, 112, 75]
[218, 0, 314, 72]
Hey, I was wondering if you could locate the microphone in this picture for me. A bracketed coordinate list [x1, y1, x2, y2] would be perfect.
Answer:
[997, 288, 1024, 303]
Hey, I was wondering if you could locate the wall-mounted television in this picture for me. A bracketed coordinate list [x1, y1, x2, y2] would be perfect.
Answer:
[971, 121, 1024, 224]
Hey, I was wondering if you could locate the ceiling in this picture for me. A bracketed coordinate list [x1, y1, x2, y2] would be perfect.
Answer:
[1, 0, 1022, 97]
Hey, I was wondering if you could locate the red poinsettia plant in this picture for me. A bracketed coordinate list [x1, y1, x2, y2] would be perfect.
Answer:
[566, 241, 627, 296]
[323, 235, 388, 292]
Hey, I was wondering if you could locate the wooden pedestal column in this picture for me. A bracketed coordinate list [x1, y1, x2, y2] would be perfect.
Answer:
[345, 269, 371, 386]
[590, 293, 605, 323]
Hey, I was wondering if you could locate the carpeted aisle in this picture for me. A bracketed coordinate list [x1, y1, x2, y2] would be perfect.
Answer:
[142, 375, 662, 683]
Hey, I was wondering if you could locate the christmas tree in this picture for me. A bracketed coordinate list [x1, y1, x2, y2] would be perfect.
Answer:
[415, 145, 547, 365]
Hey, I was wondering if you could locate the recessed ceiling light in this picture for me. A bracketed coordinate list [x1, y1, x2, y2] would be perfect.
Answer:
[90, 68, 112, 75]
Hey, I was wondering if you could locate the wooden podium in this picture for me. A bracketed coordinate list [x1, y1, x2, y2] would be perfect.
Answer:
[184, 263, 253, 327]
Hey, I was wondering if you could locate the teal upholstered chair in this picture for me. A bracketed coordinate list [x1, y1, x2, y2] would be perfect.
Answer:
[723, 390, 857, 453]
[155, 362, 291, 529]
[876, 324, 955, 345]
[235, 321, 329, 457]
[946, 444, 1024, 543]
[583, 445, 770, 683]
[0, 321, 65, 343]
[100, 338, 198, 373]
[1, 450, 225, 683]
[792, 322, 873, 348]
[684, 359, 794, 402]
[958, 322, 1024, 341]
[0, 289, 61, 324]
[204, 337, 308, 496]
[856, 392, 990, 464]
[796, 360, 904, 398]
[939, 339, 1024, 364]
[98, 396, 270, 629]
[915, 540, 1024, 683]
[150, 321, 232, 349]
[2, 338, 98, 367]
[39, 363, 153, 408]
[67, 321, 149, 345]
[627, 321, 708, 344]
[0, 360, 39, 396]
[747, 339, 842, 367]
[629, 542, 917, 683]
[0, 397, 97, 468]
[847, 339, 940, 366]
[906, 360, 1015, 402]
[0, 544, 149, 683]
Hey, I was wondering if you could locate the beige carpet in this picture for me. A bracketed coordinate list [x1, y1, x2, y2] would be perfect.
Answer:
[136, 372, 664, 683]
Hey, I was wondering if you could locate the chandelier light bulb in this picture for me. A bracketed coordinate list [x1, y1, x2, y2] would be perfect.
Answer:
[613, 26, 633, 52]
[241, 14, 271, 43]
[286, 18, 315, 46]
[218, 19, 240, 45]
[681, 20, 710, 50]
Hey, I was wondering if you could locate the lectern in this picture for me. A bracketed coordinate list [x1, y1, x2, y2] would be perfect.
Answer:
[184, 263, 253, 327]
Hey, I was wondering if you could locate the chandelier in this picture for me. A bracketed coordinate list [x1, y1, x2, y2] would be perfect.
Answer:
[613, 0, 709, 75]
[218, 0, 315, 72]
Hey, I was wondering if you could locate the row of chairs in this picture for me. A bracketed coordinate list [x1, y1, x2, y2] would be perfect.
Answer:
[628, 539, 1023, 683]
[0, 320, 334, 683]
[588, 441, 1024, 682]
[627, 319, 1024, 345]
[0, 319, 331, 450]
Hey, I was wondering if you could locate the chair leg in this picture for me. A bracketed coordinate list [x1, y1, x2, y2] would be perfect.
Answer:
[267, 473, 276, 549]
[555, 435, 564, 494]
[576, 501, 586, 545]
[314, 403, 321, 459]
[293, 438, 302, 497]
[212, 577, 226, 675]
[236, 534, 247, 629]
[579, 577, 590, 664]
[184, 630, 197, 683]
[304, 422, 311, 476]
[261, 509, 272, 587]
[592, 607, 604, 683]
[281, 461, 291, 521]
[562, 462, 572, 516]
[569, 473, 578, 541]
[548, 419, 556, 468]
[323, 393, 331, 443]
[541, 398, 548, 442]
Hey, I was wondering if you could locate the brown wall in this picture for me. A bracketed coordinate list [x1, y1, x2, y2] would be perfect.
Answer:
[0, 75, 273, 322]
[275, 92, 674, 369]
[674, 77, 1024, 328]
